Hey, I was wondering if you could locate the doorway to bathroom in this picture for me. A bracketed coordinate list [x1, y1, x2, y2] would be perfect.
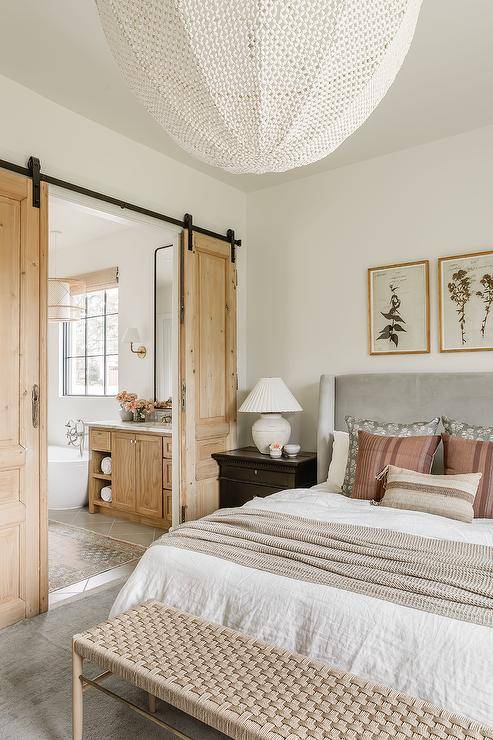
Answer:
[47, 187, 179, 608]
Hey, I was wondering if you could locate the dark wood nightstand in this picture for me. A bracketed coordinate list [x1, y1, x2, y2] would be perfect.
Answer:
[212, 447, 317, 508]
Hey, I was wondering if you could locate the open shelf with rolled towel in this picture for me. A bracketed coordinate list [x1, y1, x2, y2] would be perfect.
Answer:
[88, 444, 113, 507]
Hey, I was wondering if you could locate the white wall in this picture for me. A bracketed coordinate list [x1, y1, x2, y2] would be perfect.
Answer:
[48, 223, 173, 445]
[245, 125, 493, 450]
[0, 72, 248, 405]
[5, 72, 492, 454]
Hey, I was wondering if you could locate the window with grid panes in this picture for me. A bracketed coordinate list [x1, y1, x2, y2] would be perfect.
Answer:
[63, 287, 118, 396]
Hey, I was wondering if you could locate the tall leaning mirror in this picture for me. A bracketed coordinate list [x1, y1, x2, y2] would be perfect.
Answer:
[154, 245, 173, 418]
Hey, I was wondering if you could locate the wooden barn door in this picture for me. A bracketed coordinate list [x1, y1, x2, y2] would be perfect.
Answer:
[0, 170, 44, 628]
[179, 231, 237, 521]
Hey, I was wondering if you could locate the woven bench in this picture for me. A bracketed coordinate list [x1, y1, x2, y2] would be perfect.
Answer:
[72, 601, 493, 740]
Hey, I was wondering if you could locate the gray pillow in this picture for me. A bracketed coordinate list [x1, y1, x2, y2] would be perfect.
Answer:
[442, 416, 493, 442]
[341, 415, 440, 496]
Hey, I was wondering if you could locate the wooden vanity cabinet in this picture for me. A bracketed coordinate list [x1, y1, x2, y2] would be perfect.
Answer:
[135, 434, 163, 519]
[88, 426, 172, 529]
[111, 432, 136, 513]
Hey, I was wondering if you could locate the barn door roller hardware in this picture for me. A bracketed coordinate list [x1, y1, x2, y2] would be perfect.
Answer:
[183, 213, 193, 251]
[226, 228, 242, 263]
[28, 157, 41, 208]
[0, 155, 242, 253]
[183, 214, 241, 263]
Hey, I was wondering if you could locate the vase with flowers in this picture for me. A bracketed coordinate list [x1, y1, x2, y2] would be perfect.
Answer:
[115, 390, 137, 421]
[128, 398, 155, 422]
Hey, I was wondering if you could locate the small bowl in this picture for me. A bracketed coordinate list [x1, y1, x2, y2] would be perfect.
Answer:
[284, 444, 301, 458]
[269, 448, 283, 459]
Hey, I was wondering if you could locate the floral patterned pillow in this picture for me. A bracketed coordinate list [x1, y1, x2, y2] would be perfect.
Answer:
[442, 416, 493, 441]
[341, 415, 440, 496]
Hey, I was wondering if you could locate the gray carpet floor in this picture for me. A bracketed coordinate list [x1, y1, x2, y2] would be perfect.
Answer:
[0, 584, 226, 739]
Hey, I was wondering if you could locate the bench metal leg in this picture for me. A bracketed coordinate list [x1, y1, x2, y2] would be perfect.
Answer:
[80, 675, 190, 739]
[72, 646, 84, 740]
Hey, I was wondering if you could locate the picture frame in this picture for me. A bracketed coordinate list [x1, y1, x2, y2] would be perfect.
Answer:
[438, 249, 493, 353]
[368, 260, 430, 356]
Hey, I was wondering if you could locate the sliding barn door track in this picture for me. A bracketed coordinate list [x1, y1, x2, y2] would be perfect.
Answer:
[0, 156, 241, 262]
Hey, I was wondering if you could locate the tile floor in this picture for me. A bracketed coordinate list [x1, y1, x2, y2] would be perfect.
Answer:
[48, 507, 165, 609]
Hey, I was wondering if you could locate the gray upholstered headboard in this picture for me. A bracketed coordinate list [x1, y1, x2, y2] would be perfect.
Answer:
[316, 372, 493, 483]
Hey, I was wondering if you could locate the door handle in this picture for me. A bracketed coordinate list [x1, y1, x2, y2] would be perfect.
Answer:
[32, 384, 39, 429]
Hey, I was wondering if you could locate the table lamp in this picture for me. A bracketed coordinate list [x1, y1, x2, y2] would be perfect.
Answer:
[239, 377, 302, 454]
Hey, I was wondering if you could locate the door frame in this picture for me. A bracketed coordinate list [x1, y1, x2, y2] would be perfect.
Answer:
[38, 186, 183, 610]
[32, 179, 238, 613]
[39, 182, 49, 613]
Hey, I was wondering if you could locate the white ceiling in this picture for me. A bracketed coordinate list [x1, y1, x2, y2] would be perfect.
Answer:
[49, 198, 132, 251]
[49, 195, 174, 252]
[1, 1, 492, 193]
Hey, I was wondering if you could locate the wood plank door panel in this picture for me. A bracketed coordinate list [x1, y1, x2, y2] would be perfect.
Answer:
[111, 432, 136, 512]
[135, 434, 163, 519]
[0, 171, 41, 628]
[180, 232, 237, 521]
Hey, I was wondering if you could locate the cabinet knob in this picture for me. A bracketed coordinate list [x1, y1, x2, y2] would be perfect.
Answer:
[254, 469, 258, 475]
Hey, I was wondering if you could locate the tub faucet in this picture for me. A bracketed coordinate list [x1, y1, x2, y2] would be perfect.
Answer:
[65, 419, 85, 457]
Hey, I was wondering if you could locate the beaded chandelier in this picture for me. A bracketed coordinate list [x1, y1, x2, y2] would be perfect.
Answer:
[96, 0, 422, 174]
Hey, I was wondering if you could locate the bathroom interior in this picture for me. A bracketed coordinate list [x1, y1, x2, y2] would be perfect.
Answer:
[47, 188, 177, 607]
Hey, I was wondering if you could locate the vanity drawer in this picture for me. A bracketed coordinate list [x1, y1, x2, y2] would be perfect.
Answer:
[219, 463, 293, 489]
[163, 439, 173, 458]
[90, 429, 111, 452]
[165, 491, 172, 520]
[163, 459, 172, 490]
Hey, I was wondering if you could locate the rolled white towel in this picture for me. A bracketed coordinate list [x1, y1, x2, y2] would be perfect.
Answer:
[100, 486, 112, 503]
[100, 456, 112, 475]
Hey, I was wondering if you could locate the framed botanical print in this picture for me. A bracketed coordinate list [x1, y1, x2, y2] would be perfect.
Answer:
[439, 249, 493, 352]
[368, 260, 430, 355]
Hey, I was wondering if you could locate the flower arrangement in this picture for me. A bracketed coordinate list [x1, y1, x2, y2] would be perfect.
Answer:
[116, 390, 137, 407]
[128, 398, 155, 422]
[115, 390, 137, 421]
[128, 398, 155, 413]
[115, 391, 154, 422]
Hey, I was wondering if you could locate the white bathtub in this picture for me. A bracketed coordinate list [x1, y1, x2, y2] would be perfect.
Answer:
[48, 445, 89, 509]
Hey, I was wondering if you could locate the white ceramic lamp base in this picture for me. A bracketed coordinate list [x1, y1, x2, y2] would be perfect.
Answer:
[252, 413, 291, 454]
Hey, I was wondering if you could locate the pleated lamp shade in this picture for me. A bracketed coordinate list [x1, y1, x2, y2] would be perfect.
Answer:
[239, 378, 302, 414]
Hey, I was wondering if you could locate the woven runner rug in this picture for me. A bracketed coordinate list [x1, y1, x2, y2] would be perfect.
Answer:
[49, 520, 145, 591]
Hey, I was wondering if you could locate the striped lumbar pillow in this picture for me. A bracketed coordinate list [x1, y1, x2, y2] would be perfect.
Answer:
[351, 431, 441, 502]
[342, 416, 440, 496]
[443, 434, 493, 518]
[379, 464, 481, 523]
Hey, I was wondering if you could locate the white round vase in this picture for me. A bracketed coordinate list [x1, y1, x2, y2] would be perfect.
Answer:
[252, 413, 291, 454]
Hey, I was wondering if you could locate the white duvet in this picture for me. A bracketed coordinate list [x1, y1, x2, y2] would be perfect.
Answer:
[111, 486, 493, 724]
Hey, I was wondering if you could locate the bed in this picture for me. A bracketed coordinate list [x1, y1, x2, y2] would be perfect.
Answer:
[111, 372, 493, 725]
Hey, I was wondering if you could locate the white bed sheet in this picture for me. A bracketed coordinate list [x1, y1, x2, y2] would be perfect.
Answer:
[111, 487, 493, 724]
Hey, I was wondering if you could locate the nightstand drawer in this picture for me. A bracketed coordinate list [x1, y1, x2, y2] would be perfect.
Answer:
[219, 480, 281, 508]
[220, 463, 293, 488]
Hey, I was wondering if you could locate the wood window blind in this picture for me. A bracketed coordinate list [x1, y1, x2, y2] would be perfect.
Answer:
[69, 266, 119, 295]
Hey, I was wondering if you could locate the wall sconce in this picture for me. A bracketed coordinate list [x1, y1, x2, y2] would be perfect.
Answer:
[121, 327, 147, 359]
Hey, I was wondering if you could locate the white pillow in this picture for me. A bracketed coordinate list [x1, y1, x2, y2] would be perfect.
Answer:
[326, 431, 350, 492]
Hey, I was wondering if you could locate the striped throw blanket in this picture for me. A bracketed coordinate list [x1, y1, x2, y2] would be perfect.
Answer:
[157, 508, 493, 627]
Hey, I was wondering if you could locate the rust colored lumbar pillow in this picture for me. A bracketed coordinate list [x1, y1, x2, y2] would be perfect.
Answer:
[351, 430, 441, 502]
[379, 465, 481, 523]
[443, 434, 493, 518]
